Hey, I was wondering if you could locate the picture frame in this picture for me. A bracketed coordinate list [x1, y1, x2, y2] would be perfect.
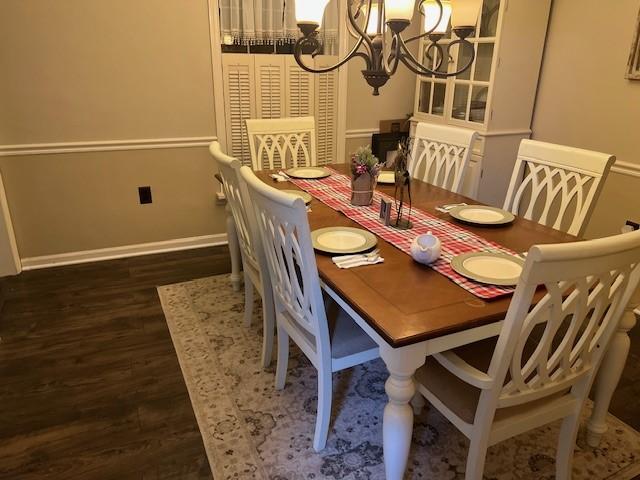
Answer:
[626, 7, 640, 80]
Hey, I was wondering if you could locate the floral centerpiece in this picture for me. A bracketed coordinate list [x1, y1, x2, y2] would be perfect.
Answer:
[350, 145, 381, 206]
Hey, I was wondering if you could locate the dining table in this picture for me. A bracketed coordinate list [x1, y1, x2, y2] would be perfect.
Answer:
[222, 163, 634, 479]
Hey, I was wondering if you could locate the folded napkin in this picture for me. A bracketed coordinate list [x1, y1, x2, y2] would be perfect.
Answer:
[435, 202, 468, 213]
[270, 173, 288, 183]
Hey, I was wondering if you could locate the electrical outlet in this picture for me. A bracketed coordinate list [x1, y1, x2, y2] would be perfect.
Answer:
[138, 186, 152, 204]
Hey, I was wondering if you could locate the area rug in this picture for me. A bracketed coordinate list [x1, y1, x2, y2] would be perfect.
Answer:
[158, 275, 640, 480]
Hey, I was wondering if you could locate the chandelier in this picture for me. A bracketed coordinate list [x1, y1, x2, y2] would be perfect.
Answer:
[293, 0, 483, 95]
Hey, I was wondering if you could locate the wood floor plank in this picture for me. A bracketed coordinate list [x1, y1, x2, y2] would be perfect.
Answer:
[0, 247, 227, 479]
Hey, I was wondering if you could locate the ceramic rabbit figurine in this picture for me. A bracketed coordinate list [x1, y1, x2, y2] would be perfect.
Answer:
[411, 231, 442, 265]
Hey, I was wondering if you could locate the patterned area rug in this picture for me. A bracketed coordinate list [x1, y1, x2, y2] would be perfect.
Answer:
[158, 275, 640, 480]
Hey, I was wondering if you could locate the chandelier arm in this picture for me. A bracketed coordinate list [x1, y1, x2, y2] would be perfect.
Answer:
[445, 38, 476, 75]
[383, 33, 403, 76]
[349, 0, 375, 56]
[397, 36, 444, 75]
[293, 0, 377, 74]
[293, 38, 372, 73]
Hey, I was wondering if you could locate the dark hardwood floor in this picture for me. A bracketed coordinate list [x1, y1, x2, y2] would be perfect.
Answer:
[0, 247, 230, 480]
[0, 246, 638, 479]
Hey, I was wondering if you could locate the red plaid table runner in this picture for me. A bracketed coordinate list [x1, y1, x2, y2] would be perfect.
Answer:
[290, 168, 517, 300]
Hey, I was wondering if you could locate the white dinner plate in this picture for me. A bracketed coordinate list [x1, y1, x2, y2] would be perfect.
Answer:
[311, 227, 377, 255]
[281, 189, 313, 204]
[377, 171, 395, 184]
[449, 205, 515, 226]
[451, 252, 525, 286]
[284, 167, 331, 179]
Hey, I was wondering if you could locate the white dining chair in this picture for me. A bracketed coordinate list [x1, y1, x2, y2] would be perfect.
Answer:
[245, 117, 317, 171]
[503, 139, 615, 237]
[239, 166, 380, 452]
[209, 141, 275, 368]
[409, 122, 478, 194]
[413, 229, 640, 480]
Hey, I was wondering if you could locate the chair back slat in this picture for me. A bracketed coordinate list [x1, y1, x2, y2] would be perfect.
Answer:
[246, 117, 317, 171]
[410, 122, 478, 194]
[487, 231, 640, 410]
[209, 142, 260, 272]
[240, 166, 329, 357]
[504, 140, 615, 237]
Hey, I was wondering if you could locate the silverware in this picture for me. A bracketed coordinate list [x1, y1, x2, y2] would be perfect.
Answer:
[335, 251, 382, 268]
[333, 249, 380, 265]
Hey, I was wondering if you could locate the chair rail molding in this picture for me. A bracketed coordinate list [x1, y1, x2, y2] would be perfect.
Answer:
[345, 128, 380, 140]
[611, 160, 640, 179]
[20, 233, 228, 271]
[0, 136, 218, 157]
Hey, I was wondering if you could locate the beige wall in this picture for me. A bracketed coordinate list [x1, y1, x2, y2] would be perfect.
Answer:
[532, 0, 640, 239]
[0, 0, 418, 260]
[0, 0, 223, 259]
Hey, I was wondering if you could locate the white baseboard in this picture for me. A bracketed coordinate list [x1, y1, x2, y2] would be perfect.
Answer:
[20, 234, 228, 271]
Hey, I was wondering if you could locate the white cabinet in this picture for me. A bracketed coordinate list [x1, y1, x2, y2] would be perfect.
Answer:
[411, 0, 551, 205]
[222, 54, 338, 167]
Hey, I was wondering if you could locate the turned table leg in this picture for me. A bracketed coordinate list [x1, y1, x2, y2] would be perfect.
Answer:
[380, 343, 426, 480]
[587, 309, 637, 447]
[225, 204, 242, 292]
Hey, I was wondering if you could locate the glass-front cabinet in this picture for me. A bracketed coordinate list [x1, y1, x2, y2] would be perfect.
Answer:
[411, 0, 552, 205]
[416, 0, 500, 128]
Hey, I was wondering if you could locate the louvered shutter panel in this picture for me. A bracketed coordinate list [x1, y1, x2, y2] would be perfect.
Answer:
[285, 56, 315, 118]
[222, 54, 256, 166]
[314, 56, 339, 165]
[254, 55, 285, 119]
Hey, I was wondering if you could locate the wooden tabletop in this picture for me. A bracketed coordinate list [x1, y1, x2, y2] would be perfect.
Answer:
[258, 164, 576, 348]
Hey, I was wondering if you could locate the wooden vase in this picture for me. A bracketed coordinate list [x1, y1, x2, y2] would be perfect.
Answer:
[351, 172, 376, 206]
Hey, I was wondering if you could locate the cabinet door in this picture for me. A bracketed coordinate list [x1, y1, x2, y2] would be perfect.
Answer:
[414, 0, 501, 127]
[222, 54, 256, 166]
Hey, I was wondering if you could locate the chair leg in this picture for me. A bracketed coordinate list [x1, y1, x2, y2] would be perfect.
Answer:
[556, 411, 581, 480]
[243, 271, 254, 328]
[313, 366, 332, 452]
[411, 392, 426, 416]
[260, 288, 275, 369]
[465, 434, 490, 480]
[275, 322, 289, 390]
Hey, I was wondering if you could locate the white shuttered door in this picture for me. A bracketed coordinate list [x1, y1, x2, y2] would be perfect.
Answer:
[255, 56, 285, 119]
[314, 56, 338, 165]
[222, 54, 256, 166]
[222, 54, 338, 167]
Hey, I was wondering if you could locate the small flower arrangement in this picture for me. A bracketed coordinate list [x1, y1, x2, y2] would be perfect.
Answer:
[351, 145, 381, 178]
[350, 145, 380, 206]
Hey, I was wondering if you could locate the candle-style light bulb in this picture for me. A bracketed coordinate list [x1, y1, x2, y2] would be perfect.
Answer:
[295, 0, 331, 27]
[424, 0, 452, 34]
[366, 2, 381, 36]
[451, 0, 482, 29]
[385, 0, 416, 22]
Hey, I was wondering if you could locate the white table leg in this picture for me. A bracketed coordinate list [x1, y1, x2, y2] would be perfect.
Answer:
[380, 343, 426, 480]
[225, 204, 242, 292]
[586, 309, 637, 447]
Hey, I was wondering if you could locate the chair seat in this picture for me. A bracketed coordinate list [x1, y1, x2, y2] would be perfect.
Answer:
[328, 301, 378, 361]
[415, 337, 567, 425]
